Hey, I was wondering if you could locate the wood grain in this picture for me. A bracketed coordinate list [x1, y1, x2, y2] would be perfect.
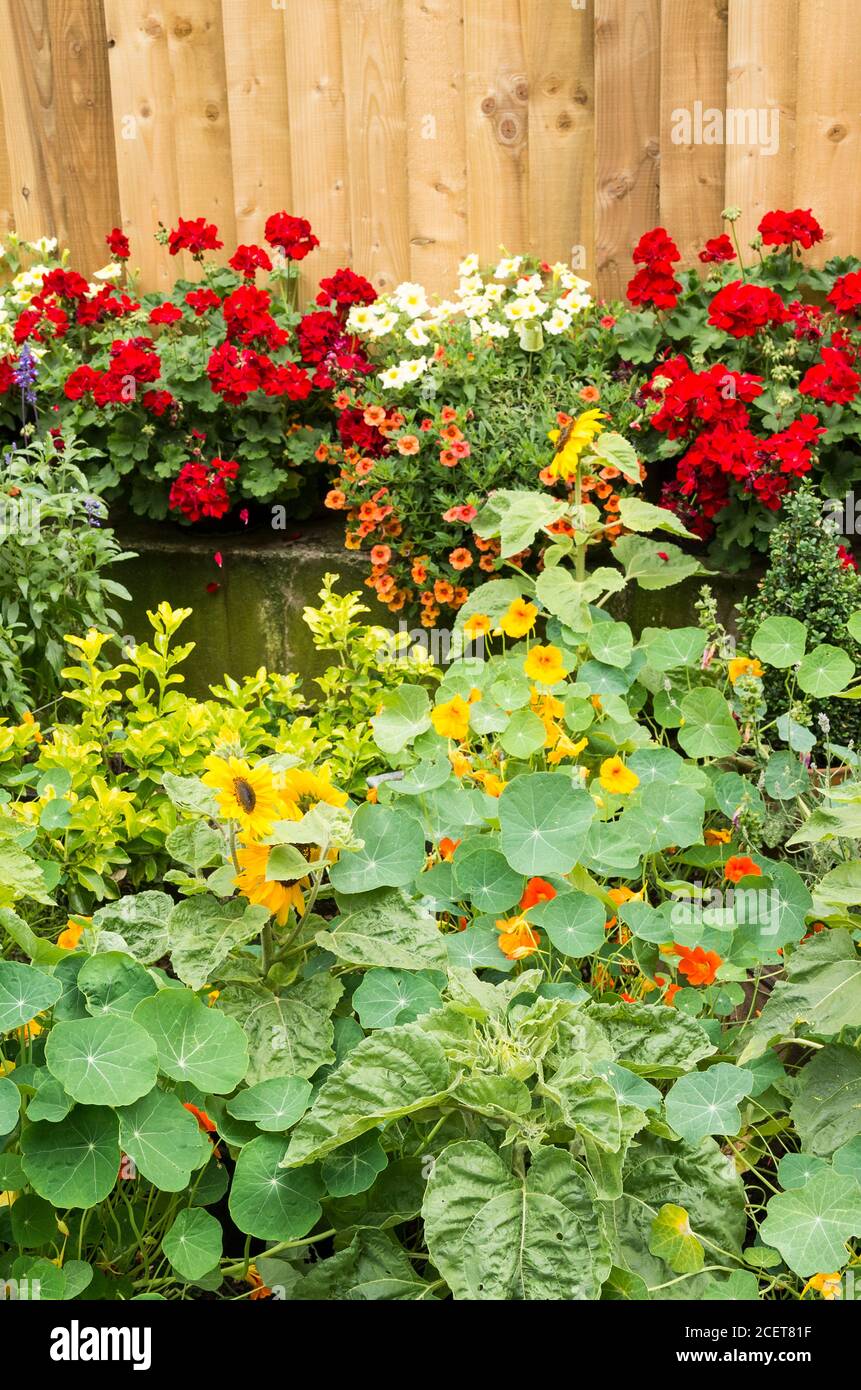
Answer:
[222, 0, 292, 247]
[463, 0, 528, 263]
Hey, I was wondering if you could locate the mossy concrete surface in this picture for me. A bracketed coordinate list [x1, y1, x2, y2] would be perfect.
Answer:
[117, 520, 759, 699]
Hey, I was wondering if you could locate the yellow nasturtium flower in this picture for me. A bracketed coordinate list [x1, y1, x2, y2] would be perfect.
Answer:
[497, 599, 538, 639]
[523, 644, 568, 686]
[598, 756, 640, 795]
[431, 696, 471, 742]
[728, 655, 764, 684]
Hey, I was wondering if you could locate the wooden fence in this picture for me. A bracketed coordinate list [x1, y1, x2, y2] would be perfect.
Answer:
[0, 0, 858, 301]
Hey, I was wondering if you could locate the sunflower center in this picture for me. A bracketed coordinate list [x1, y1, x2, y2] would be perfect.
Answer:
[233, 777, 257, 813]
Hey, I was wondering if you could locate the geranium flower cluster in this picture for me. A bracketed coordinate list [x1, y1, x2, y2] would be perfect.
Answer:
[168, 454, 239, 522]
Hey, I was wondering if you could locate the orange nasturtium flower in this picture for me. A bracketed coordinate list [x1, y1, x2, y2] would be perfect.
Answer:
[598, 756, 640, 795]
[183, 1102, 217, 1134]
[431, 695, 471, 741]
[728, 655, 764, 684]
[704, 827, 732, 845]
[724, 855, 762, 884]
[673, 944, 723, 987]
[495, 914, 541, 961]
[438, 837, 460, 862]
[520, 877, 557, 911]
[57, 917, 89, 950]
[463, 612, 492, 640]
[523, 644, 568, 686]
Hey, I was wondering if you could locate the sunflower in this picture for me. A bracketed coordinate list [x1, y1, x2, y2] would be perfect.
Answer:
[234, 840, 307, 923]
[280, 767, 348, 822]
[203, 755, 284, 838]
[546, 408, 608, 480]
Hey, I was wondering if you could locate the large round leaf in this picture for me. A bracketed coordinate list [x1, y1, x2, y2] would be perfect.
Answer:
[118, 1088, 210, 1190]
[760, 1170, 861, 1276]
[665, 1063, 754, 1143]
[527, 891, 605, 957]
[0, 961, 61, 1034]
[162, 1208, 222, 1281]
[0, 1074, 20, 1134]
[499, 773, 594, 875]
[77, 951, 158, 1019]
[677, 689, 740, 758]
[329, 804, 426, 893]
[751, 615, 807, 669]
[226, 1077, 312, 1133]
[45, 1016, 158, 1106]
[134, 990, 248, 1094]
[91, 891, 173, 965]
[20, 1107, 120, 1208]
[321, 1132, 387, 1198]
[229, 1134, 323, 1240]
[796, 643, 855, 697]
[351, 969, 443, 1030]
[451, 838, 524, 914]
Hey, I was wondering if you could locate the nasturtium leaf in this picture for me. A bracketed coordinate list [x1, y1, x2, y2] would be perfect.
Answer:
[0, 1152, 25, 1188]
[0, 1074, 20, 1134]
[283, 1026, 451, 1167]
[588, 621, 634, 670]
[702, 1269, 761, 1300]
[90, 891, 173, 966]
[677, 689, 740, 758]
[452, 838, 524, 914]
[352, 969, 443, 1029]
[760, 1171, 861, 1277]
[790, 1045, 861, 1156]
[620, 782, 705, 854]
[10, 1193, 57, 1247]
[322, 1132, 388, 1198]
[602, 1267, 650, 1301]
[11, 1256, 66, 1300]
[393, 754, 452, 796]
[640, 627, 707, 672]
[162, 1208, 222, 1281]
[0, 960, 61, 1033]
[25, 1075, 72, 1124]
[751, 615, 807, 668]
[665, 1063, 754, 1142]
[134, 990, 248, 1093]
[833, 1136, 861, 1182]
[230, 1134, 323, 1239]
[226, 1077, 312, 1132]
[217, 977, 339, 1083]
[648, 1204, 704, 1274]
[527, 891, 604, 957]
[118, 1088, 209, 1190]
[77, 951, 158, 1019]
[797, 644, 854, 697]
[763, 750, 810, 800]
[499, 773, 594, 875]
[329, 803, 426, 893]
[422, 1140, 611, 1301]
[45, 1016, 158, 1107]
[168, 895, 270, 991]
[777, 1153, 829, 1190]
[62, 1260, 94, 1300]
[371, 685, 431, 755]
[500, 708, 548, 757]
[20, 1107, 120, 1208]
[51, 954, 89, 1021]
[323, 892, 446, 970]
[446, 922, 515, 973]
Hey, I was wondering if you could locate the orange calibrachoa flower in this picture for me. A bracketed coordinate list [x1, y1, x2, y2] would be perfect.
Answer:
[411, 558, 428, 584]
[523, 644, 568, 686]
[434, 579, 455, 604]
[728, 656, 764, 684]
[363, 405, 386, 427]
[598, 756, 640, 795]
[579, 384, 601, 404]
[725, 855, 762, 883]
[431, 695, 471, 741]
[449, 547, 472, 571]
[520, 877, 557, 911]
[438, 837, 460, 861]
[397, 434, 420, 455]
[673, 944, 723, 987]
[370, 543, 391, 566]
[325, 488, 346, 509]
[704, 827, 732, 845]
[495, 914, 541, 961]
[498, 598, 538, 638]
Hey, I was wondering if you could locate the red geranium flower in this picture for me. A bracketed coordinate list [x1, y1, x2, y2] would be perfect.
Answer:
[708, 280, 788, 338]
[758, 207, 824, 250]
[799, 346, 860, 405]
[264, 211, 319, 261]
[828, 270, 861, 318]
[106, 226, 131, 260]
[167, 216, 223, 258]
[185, 287, 221, 316]
[229, 244, 273, 279]
[149, 302, 183, 326]
[698, 233, 736, 263]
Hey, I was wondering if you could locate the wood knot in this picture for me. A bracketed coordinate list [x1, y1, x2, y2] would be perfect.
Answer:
[511, 77, 529, 103]
[556, 111, 573, 131]
[827, 123, 847, 143]
[481, 95, 497, 116]
[497, 113, 521, 145]
[605, 173, 632, 201]
[204, 102, 220, 122]
[573, 83, 589, 106]
[645, 137, 660, 159]
[172, 18, 193, 39]
[143, 18, 162, 38]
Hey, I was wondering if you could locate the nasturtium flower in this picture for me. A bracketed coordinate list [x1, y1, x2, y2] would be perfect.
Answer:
[598, 756, 640, 795]
[728, 655, 764, 684]
[497, 598, 538, 638]
[546, 408, 608, 480]
[472, 769, 506, 797]
[57, 917, 88, 950]
[438, 837, 460, 861]
[802, 1272, 843, 1300]
[548, 733, 588, 765]
[495, 914, 541, 961]
[704, 827, 732, 845]
[520, 877, 556, 911]
[431, 695, 471, 741]
[523, 644, 568, 686]
[672, 943, 723, 987]
[234, 841, 307, 923]
[463, 612, 492, 640]
[724, 855, 762, 884]
[202, 755, 284, 838]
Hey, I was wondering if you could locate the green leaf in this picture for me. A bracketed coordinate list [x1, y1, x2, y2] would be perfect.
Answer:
[499, 773, 594, 875]
[527, 890, 605, 956]
[797, 644, 854, 697]
[329, 804, 426, 893]
[322, 1132, 388, 1197]
[738, 931, 861, 1061]
[20, 1107, 120, 1208]
[648, 1204, 704, 1274]
[283, 1025, 451, 1167]
[422, 1140, 611, 1300]
[790, 1045, 861, 1157]
[118, 1088, 210, 1190]
[77, 951, 158, 1019]
[162, 1209, 222, 1281]
[665, 1063, 754, 1142]
[165, 821, 223, 871]
[590, 431, 641, 484]
[45, 1016, 158, 1106]
[324, 892, 446, 970]
[27, 1075, 73, 1124]
[0, 960, 61, 1033]
[134, 989, 248, 1093]
[229, 1134, 323, 1240]
[226, 1077, 312, 1132]
[702, 1269, 761, 1300]
[617, 497, 695, 538]
[620, 782, 705, 854]
[371, 685, 431, 754]
[0, 1074, 20, 1134]
[763, 750, 810, 800]
[452, 838, 524, 914]
[588, 621, 634, 670]
[499, 708, 548, 757]
[264, 843, 310, 881]
[678, 689, 740, 758]
[641, 627, 707, 672]
[751, 615, 807, 668]
[352, 968, 443, 1029]
[168, 895, 270, 991]
[90, 891, 173, 966]
[587, 1001, 715, 1077]
[760, 1171, 861, 1276]
[11, 1194, 59, 1247]
[614, 536, 704, 590]
[474, 488, 568, 559]
[217, 978, 339, 1083]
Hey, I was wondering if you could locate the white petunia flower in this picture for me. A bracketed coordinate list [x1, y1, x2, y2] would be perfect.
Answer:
[392, 281, 429, 317]
[405, 321, 430, 346]
[480, 316, 510, 339]
[28, 236, 58, 256]
[457, 274, 484, 298]
[518, 294, 547, 320]
[347, 304, 378, 332]
[494, 255, 522, 280]
[483, 282, 506, 304]
[368, 310, 399, 338]
[503, 299, 527, 322]
[515, 273, 543, 295]
[559, 289, 592, 314]
[400, 355, 429, 381]
[458, 253, 480, 277]
[545, 309, 572, 335]
[379, 365, 405, 389]
[93, 262, 122, 281]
